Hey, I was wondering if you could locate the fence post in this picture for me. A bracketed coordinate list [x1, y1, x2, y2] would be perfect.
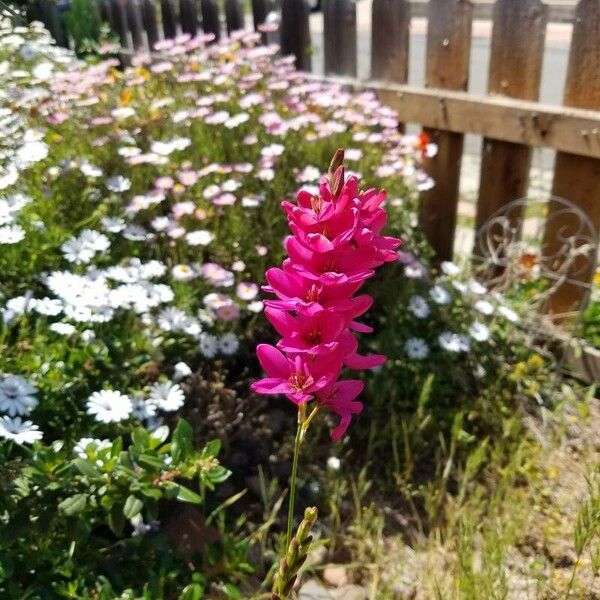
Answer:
[281, 0, 311, 71]
[225, 0, 244, 34]
[99, 0, 115, 29]
[323, 0, 356, 76]
[251, 0, 269, 31]
[141, 0, 159, 49]
[201, 0, 221, 40]
[543, 0, 600, 315]
[126, 0, 145, 49]
[41, 0, 69, 47]
[161, 0, 177, 39]
[180, 0, 198, 36]
[420, 0, 473, 263]
[111, 0, 131, 47]
[475, 0, 548, 254]
[371, 0, 409, 83]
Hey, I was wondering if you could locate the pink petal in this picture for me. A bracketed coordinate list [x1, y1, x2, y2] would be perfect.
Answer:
[256, 344, 289, 378]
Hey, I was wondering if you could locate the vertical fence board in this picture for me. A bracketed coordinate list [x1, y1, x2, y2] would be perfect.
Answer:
[100, 0, 115, 29]
[475, 0, 548, 249]
[180, 0, 198, 36]
[323, 0, 357, 76]
[201, 0, 221, 40]
[251, 0, 269, 31]
[126, 0, 145, 49]
[161, 0, 177, 39]
[371, 0, 410, 83]
[141, 0, 159, 49]
[41, 0, 68, 47]
[420, 0, 472, 262]
[281, 0, 311, 71]
[225, 0, 244, 34]
[111, 0, 131, 47]
[544, 0, 600, 314]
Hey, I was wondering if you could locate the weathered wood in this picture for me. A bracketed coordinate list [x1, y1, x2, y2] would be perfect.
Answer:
[544, 0, 600, 315]
[408, 0, 574, 23]
[111, 0, 131, 47]
[281, 0, 311, 72]
[41, 0, 69, 47]
[224, 0, 244, 34]
[306, 76, 600, 159]
[323, 0, 357, 76]
[161, 0, 177, 39]
[371, 0, 410, 83]
[251, 0, 269, 30]
[141, 0, 159, 49]
[180, 0, 198, 36]
[200, 0, 221, 41]
[421, 0, 473, 262]
[126, 0, 145, 49]
[99, 0, 115, 29]
[475, 0, 548, 246]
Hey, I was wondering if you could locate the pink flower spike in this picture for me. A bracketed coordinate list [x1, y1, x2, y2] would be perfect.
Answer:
[316, 380, 364, 441]
[251, 344, 340, 404]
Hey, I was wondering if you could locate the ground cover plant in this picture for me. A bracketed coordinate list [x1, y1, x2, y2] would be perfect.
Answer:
[0, 15, 597, 600]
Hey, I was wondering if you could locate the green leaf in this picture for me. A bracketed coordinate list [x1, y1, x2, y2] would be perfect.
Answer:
[171, 419, 194, 464]
[204, 439, 221, 458]
[222, 583, 242, 599]
[176, 485, 203, 504]
[132, 427, 150, 450]
[73, 458, 100, 478]
[123, 495, 144, 519]
[136, 452, 167, 471]
[207, 466, 231, 484]
[178, 584, 203, 600]
[58, 494, 88, 516]
[108, 504, 125, 535]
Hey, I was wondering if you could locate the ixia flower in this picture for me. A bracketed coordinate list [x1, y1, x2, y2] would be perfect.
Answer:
[252, 150, 400, 440]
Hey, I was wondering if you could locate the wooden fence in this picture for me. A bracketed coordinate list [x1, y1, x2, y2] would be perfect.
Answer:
[30, 0, 600, 315]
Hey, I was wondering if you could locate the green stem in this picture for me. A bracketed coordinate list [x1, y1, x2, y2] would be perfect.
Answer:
[286, 410, 303, 549]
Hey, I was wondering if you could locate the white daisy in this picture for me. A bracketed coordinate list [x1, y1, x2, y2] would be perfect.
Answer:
[49, 322, 76, 336]
[438, 332, 470, 353]
[33, 297, 63, 316]
[468, 280, 488, 295]
[0, 375, 38, 416]
[474, 300, 495, 316]
[0, 224, 25, 244]
[185, 230, 214, 246]
[171, 264, 197, 282]
[74, 437, 111, 458]
[199, 333, 219, 358]
[86, 390, 132, 423]
[429, 285, 451, 305]
[405, 337, 430, 360]
[219, 332, 240, 355]
[469, 321, 490, 342]
[148, 381, 185, 412]
[408, 295, 430, 319]
[441, 261, 460, 276]
[0, 416, 42, 444]
[131, 393, 158, 420]
[173, 361, 192, 381]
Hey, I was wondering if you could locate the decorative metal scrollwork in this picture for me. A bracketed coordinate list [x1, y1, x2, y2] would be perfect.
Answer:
[473, 195, 598, 315]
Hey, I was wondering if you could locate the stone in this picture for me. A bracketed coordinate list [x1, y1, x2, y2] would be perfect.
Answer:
[323, 565, 349, 587]
[298, 579, 333, 600]
[331, 584, 368, 600]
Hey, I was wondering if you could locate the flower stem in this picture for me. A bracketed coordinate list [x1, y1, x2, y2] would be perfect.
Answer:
[286, 408, 304, 549]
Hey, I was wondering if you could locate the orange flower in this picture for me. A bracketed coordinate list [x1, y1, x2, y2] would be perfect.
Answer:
[519, 252, 538, 271]
[119, 89, 133, 106]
